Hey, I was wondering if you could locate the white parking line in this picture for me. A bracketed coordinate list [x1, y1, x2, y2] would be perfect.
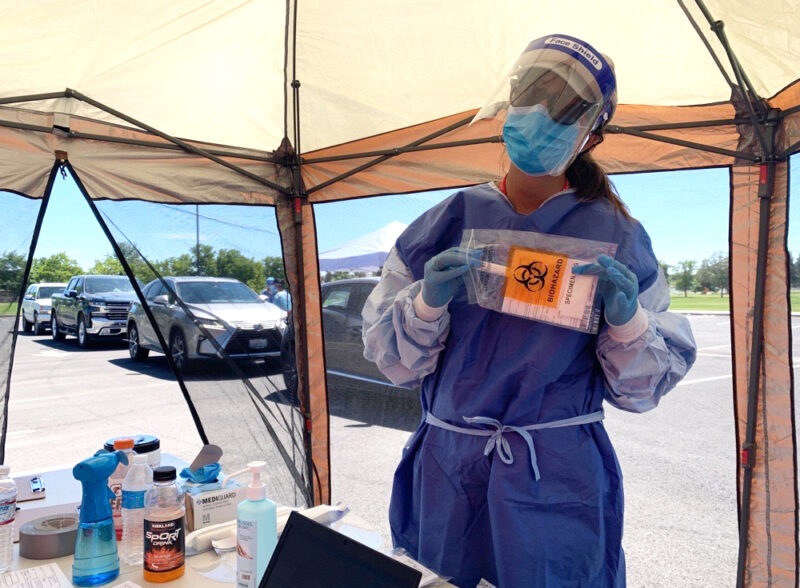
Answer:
[5, 430, 36, 437]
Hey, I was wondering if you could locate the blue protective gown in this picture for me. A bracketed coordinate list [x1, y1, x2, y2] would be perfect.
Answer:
[361, 182, 697, 588]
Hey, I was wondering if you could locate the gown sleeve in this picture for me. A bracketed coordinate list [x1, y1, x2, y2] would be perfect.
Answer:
[362, 247, 451, 388]
[596, 260, 698, 413]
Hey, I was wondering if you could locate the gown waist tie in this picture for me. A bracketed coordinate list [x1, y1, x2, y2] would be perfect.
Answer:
[425, 410, 605, 481]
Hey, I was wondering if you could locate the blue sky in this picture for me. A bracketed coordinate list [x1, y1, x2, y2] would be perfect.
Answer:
[2, 156, 799, 270]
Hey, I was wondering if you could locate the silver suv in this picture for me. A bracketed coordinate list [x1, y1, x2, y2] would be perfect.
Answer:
[127, 276, 287, 372]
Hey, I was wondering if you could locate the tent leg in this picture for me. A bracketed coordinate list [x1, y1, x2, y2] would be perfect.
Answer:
[0, 161, 60, 463]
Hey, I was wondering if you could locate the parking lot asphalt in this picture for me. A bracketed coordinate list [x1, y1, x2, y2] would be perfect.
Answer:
[6, 314, 790, 586]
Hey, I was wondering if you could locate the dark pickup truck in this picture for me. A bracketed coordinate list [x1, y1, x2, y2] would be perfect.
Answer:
[51, 275, 142, 348]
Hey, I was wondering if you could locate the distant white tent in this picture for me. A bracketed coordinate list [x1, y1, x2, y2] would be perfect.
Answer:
[318, 221, 408, 273]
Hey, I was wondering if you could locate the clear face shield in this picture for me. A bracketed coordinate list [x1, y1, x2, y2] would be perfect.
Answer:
[473, 41, 612, 176]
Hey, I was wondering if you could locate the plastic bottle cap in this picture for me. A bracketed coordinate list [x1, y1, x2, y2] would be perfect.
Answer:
[104, 435, 160, 454]
[153, 466, 176, 482]
[113, 437, 135, 450]
[0, 465, 9, 476]
[247, 461, 266, 501]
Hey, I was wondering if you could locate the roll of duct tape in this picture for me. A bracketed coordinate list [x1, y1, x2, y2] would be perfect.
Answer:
[19, 513, 78, 560]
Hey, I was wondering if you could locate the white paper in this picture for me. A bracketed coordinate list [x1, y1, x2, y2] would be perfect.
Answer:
[0, 563, 71, 587]
[115, 583, 144, 588]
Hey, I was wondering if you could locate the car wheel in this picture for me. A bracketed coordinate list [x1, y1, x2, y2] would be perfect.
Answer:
[51, 314, 65, 341]
[21, 313, 32, 333]
[128, 322, 150, 361]
[77, 314, 91, 349]
[33, 313, 44, 335]
[169, 329, 189, 374]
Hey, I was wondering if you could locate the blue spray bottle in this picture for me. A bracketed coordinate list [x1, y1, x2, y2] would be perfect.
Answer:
[72, 450, 129, 586]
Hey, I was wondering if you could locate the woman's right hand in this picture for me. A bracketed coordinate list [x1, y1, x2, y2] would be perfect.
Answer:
[422, 247, 481, 308]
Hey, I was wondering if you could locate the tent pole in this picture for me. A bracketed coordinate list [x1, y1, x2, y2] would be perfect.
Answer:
[605, 127, 758, 161]
[306, 114, 476, 194]
[63, 89, 289, 195]
[0, 91, 68, 105]
[0, 162, 59, 463]
[735, 109, 781, 588]
[287, 0, 318, 505]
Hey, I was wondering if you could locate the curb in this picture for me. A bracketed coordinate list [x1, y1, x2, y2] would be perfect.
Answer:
[673, 310, 800, 317]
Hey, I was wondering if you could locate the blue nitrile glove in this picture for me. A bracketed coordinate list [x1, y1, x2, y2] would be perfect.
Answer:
[572, 254, 639, 326]
[179, 463, 221, 484]
[422, 247, 482, 308]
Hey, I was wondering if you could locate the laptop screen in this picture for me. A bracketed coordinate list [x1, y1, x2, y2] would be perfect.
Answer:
[259, 511, 422, 588]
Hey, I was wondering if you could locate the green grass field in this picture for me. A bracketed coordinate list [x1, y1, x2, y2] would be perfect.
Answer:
[0, 302, 18, 316]
[669, 291, 800, 313]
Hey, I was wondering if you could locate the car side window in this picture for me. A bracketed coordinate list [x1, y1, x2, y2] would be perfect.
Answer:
[74, 278, 84, 295]
[322, 287, 351, 310]
[148, 283, 166, 300]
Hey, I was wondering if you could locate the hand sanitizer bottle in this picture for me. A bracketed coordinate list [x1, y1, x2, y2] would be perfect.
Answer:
[236, 461, 277, 588]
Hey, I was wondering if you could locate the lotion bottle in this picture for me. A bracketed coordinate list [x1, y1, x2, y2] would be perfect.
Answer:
[236, 461, 277, 588]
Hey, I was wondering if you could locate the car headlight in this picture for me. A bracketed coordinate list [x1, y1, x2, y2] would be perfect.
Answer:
[196, 317, 226, 331]
[88, 305, 108, 313]
[37, 305, 51, 312]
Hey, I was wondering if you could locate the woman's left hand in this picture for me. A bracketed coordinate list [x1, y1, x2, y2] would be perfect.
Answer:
[572, 254, 639, 326]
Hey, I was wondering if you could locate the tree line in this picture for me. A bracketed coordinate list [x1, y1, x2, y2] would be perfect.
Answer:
[663, 253, 729, 297]
[0, 245, 286, 297]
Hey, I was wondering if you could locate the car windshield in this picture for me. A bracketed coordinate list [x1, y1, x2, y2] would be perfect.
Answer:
[177, 281, 262, 304]
[37, 286, 62, 298]
[85, 276, 137, 294]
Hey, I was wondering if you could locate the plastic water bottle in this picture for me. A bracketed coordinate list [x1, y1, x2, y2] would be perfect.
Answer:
[0, 465, 17, 573]
[121, 453, 153, 566]
[110, 437, 135, 541]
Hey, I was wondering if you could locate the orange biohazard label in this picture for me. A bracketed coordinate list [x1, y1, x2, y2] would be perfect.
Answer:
[502, 247, 566, 309]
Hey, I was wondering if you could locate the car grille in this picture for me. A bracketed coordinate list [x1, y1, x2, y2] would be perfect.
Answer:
[230, 320, 277, 330]
[225, 328, 282, 355]
[106, 302, 130, 322]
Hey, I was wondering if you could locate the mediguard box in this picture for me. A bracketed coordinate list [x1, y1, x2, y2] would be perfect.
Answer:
[183, 480, 248, 532]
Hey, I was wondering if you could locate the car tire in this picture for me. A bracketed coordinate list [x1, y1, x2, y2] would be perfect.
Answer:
[169, 329, 189, 374]
[77, 314, 92, 349]
[33, 313, 44, 335]
[21, 314, 32, 333]
[128, 322, 150, 361]
[51, 314, 65, 342]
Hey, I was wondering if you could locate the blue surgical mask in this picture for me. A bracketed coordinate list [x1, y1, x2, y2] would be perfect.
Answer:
[502, 106, 579, 176]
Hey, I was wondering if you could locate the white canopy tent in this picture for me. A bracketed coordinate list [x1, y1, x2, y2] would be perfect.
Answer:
[1, 2, 799, 585]
[319, 221, 408, 273]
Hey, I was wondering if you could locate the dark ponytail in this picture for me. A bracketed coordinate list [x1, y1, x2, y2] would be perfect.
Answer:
[565, 132, 631, 219]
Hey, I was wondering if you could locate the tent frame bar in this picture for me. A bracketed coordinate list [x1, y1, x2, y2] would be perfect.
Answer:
[605, 126, 759, 161]
[305, 114, 475, 194]
[302, 136, 503, 165]
[1, 162, 59, 463]
[0, 89, 290, 194]
[688, 0, 770, 153]
[0, 117, 280, 163]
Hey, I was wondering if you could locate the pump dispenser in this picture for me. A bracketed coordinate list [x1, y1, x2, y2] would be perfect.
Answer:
[235, 461, 277, 588]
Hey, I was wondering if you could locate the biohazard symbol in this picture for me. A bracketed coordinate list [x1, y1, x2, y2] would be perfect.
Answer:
[513, 260, 548, 292]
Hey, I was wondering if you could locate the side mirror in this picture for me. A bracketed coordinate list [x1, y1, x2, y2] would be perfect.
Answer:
[65, 290, 78, 299]
[152, 294, 169, 306]
[24, 294, 34, 300]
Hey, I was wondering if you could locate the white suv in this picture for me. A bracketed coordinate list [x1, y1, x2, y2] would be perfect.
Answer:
[21, 282, 66, 335]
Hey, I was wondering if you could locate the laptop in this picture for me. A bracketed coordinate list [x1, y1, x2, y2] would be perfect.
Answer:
[259, 511, 422, 588]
